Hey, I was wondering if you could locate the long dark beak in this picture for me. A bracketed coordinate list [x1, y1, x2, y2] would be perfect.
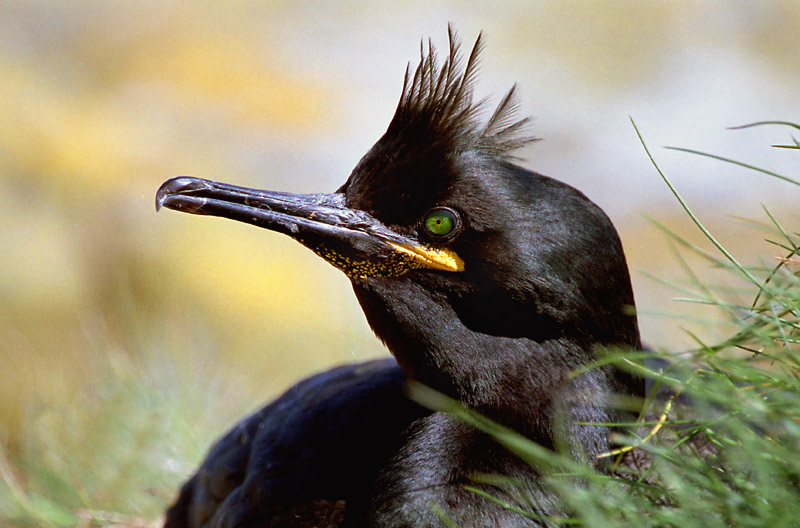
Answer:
[156, 177, 463, 278]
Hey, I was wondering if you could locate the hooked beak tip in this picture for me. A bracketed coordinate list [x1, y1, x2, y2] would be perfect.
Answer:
[156, 176, 212, 212]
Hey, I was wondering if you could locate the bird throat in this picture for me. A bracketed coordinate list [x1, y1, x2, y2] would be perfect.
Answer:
[308, 244, 422, 279]
[306, 241, 464, 279]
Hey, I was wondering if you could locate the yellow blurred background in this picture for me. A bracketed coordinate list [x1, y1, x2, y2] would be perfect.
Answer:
[0, 1, 798, 522]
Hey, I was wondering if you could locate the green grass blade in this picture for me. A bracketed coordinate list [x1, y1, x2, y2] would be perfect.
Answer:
[663, 146, 799, 186]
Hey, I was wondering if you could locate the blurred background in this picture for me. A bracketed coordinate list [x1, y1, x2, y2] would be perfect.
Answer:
[1, 1, 798, 524]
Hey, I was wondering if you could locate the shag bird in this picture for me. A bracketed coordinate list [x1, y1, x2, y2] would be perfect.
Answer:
[156, 28, 642, 528]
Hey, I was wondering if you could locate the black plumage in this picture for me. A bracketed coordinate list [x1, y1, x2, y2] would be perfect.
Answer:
[156, 28, 642, 527]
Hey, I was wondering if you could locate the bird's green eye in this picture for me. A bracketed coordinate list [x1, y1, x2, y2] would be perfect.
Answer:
[423, 207, 460, 239]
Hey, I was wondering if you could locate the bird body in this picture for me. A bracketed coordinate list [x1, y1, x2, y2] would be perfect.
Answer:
[157, 28, 641, 527]
[165, 359, 425, 527]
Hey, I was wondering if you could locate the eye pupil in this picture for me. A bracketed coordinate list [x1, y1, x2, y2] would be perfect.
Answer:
[423, 207, 459, 238]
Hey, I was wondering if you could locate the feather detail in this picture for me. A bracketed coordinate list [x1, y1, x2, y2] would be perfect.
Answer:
[387, 25, 537, 160]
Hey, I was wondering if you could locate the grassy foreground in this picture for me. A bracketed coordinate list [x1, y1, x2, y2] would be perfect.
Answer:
[1, 122, 798, 527]
[0, 320, 249, 527]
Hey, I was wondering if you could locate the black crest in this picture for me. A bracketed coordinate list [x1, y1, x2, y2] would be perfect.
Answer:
[388, 26, 536, 159]
[342, 27, 537, 221]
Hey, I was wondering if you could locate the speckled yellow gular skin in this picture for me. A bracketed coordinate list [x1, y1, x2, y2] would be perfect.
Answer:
[310, 242, 465, 279]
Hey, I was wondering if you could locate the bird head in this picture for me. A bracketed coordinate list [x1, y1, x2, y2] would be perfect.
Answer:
[156, 29, 641, 425]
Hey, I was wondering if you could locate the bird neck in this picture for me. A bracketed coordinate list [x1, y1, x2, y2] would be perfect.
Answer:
[353, 279, 637, 449]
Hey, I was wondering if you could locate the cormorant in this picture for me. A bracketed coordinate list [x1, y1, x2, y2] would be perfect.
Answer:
[156, 28, 642, 528]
